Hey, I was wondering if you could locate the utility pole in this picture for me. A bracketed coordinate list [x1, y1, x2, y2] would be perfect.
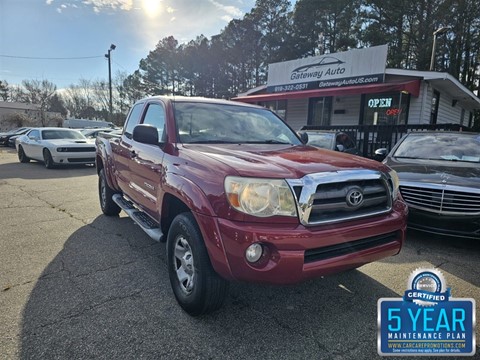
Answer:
[429, 27, 449, 71]
[105, 44, 116, 121]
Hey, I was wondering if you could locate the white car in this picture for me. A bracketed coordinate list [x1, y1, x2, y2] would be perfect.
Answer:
[16, 127, 96, 169]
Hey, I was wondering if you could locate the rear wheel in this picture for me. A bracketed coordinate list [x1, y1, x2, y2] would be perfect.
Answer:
[18, 146, 30, 163]
[167, 212, 229, 316]
[43, 149, 55, 169]
[98, 169, 121, 216]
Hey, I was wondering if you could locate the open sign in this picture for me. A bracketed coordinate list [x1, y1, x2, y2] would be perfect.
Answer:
[368, 98, 393, 108]
[386, 108, 402, 116]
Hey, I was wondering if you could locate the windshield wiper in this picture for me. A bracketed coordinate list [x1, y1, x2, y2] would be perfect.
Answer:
[187, 140, 238, 144]
[394, 156, 477, 163]
[244, 140, 291, 144]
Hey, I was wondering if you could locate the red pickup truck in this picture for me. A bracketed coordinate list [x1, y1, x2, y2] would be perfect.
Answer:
[96, 96, 407, 316]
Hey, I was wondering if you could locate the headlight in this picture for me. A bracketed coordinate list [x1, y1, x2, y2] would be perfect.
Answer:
[388, 169, 400, 200]
[225, 176, 297, 217]
[57, 147, 68, 152]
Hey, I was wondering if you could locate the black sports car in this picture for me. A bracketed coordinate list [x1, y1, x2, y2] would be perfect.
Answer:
[0, 127, 30, 146]
[377, 131, 480, 239]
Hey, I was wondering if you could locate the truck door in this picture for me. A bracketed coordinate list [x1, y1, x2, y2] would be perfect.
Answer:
[113, 102, 145, 196]
[127, 101, 166, 218]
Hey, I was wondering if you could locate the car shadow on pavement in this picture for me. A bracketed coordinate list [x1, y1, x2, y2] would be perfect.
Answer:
[19, 215, 408, 360]
[0, 160, 96, 180]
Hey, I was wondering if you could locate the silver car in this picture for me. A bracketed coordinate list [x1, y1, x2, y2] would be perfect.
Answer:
[16, 127, 96, 169]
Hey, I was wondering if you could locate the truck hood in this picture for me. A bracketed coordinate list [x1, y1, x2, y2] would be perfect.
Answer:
[181, 144, 386, 179]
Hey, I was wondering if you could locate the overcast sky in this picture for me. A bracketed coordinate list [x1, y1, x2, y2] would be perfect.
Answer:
[0, 0, 289, 89]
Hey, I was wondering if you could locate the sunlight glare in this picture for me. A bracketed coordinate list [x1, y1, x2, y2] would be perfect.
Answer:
[142, 0, 162, 18]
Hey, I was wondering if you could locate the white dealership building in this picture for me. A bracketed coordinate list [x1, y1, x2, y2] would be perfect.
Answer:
[234, 45, 480, 130]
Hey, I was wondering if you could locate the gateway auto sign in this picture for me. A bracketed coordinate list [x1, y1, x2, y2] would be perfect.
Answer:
[267, 45, 388, 93]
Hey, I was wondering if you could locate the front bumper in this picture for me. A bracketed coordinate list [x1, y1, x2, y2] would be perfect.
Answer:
[408, 208, 480, 239]
[197, 200, 408, 284]
[51, 152, 96, 165]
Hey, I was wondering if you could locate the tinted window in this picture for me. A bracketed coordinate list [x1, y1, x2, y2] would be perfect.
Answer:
[142, 103, 166, 141]
[42, 129, 85, 140]
[336, 133, 355, 150]
[124, 103, 144, 138]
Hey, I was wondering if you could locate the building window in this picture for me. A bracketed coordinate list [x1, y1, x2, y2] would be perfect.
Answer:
[362, 92, 409, 125]
[308, 97, 332, 126]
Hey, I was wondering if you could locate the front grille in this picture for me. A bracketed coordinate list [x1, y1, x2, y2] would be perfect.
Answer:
[65, 147, 96, 152]
[309, 179, 389, 223]
[288, 170, 393, 226]
[400, 185, 480, 215]
[67, 157, 95, 163]
[304, 231, 399, 263]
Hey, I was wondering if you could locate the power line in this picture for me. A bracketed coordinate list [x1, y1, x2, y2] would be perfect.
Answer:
[0, 54, 103, 60]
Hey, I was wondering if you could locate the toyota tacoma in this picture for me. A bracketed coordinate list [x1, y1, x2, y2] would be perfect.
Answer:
[95, 96, 407, 316]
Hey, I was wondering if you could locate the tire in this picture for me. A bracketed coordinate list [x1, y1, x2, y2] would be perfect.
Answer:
[98, 169, 121, 216]
[43, 149, 55, 169]
[167, 212, 229, 316]
[18, 146, 30, 163]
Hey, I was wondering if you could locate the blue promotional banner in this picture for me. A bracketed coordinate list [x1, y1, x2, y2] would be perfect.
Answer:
[378, 268, 476, 356]
[378, 298, 475, 355]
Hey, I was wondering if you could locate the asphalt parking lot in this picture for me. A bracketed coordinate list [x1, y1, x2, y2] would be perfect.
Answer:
[0, 148, 479, 360]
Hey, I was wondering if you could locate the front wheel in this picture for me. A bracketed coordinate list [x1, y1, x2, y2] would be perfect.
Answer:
[43, 149, 55, 169]
[167, 212, 229, 316]
[18, 146, 30, 163]
[98, 169, 121, 216]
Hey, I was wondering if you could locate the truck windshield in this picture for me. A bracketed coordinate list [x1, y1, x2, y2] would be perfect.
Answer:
[173, 102, 301, 145]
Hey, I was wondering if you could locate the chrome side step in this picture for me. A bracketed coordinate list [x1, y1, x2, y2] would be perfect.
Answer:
[112, 194, 164, 242]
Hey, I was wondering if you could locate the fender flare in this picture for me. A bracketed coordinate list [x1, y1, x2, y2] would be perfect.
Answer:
[163, 172, 235, 281]
[95, 139, 119, 191]
[163, 172, 215, 216]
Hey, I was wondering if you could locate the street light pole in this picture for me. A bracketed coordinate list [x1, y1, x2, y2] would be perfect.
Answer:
[105, 44, 116, 121]
[429, 27, 449, 71]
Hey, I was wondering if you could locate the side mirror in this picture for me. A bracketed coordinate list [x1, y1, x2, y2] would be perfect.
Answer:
[298, 132, 309, 144]
[336, 144, 345, 152]
[374, 148, 388, 162]
[133, 124, 159, 145]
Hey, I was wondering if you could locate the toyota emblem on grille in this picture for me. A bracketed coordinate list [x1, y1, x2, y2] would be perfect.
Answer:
[346, 188, 364, 207]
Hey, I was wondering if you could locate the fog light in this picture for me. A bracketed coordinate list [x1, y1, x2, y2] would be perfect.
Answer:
[245, 243, 263, 263]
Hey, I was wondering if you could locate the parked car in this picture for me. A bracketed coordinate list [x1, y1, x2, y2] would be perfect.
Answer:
[376, 131, 480, 239]
[80, 128, 115, 139]
[16, 127, 96, 169]
[0, 127, 30, 146]
[298, 130, 360, 155]
[8, 129, 33, 147]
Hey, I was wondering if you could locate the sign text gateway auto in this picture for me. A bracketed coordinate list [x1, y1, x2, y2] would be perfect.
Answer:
[267, 45, 388, 93]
